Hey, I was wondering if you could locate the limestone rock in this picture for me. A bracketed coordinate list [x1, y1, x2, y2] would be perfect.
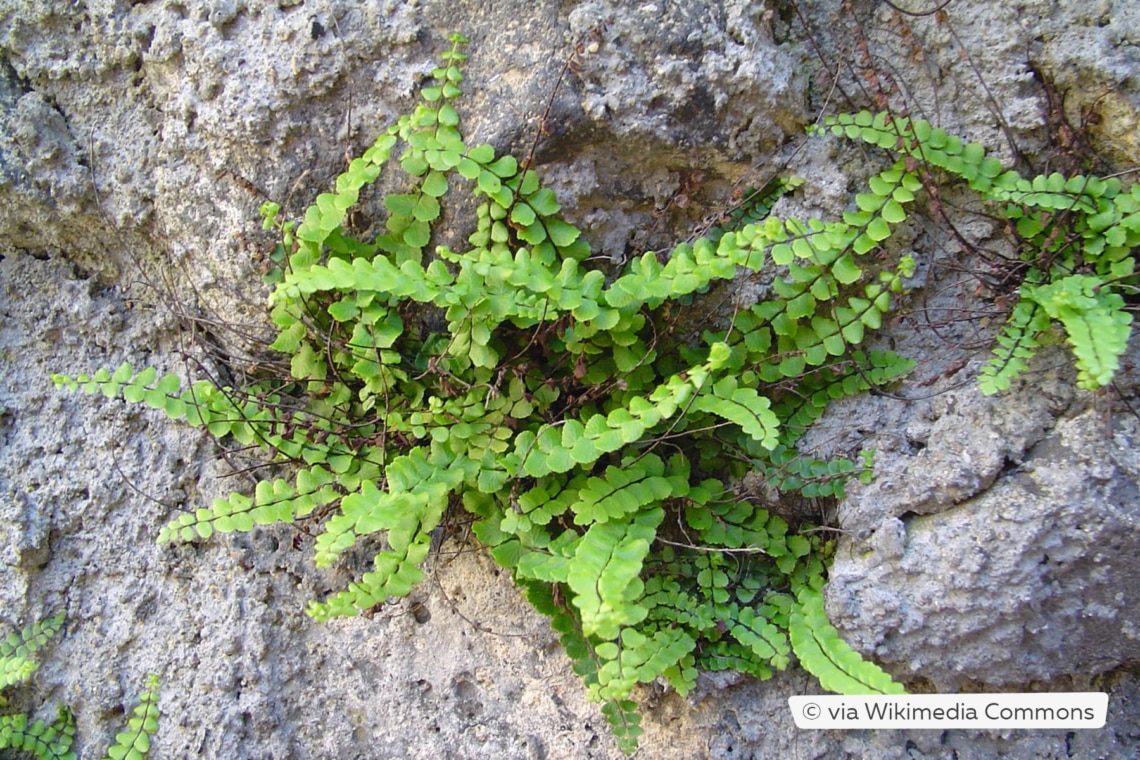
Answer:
[3, 0, 1140, 757]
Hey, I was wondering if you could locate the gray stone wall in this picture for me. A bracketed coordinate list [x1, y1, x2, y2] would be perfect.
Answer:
[3, 0, 1140, 757]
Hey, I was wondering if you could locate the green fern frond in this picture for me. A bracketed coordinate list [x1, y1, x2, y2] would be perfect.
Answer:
[0, 706, 76, 760]
[0, 613, 65, 692]
[566, 454, 676, 526]
[568, 508, 664, 641]
[1026, 275, 1134, 390]
[826, 111, 1138, 395]
[823, 112, 1005, 195]
[693, 377, 780, 450]
[102, 674, 160, 760]
[789, 586, 906, 695]
[158, 469, 338, 543]
[593, 627, 695, 704]
[979, 299, 1048, 395]
[307, 454, 465, 621]
[729, 606, 792, 670]
[510, 347, 725, 480]
[600, 699, 644, 755]
[772, 350, 915, 447]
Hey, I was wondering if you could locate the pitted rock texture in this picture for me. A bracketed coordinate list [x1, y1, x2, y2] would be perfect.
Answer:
[830, 398, 1140, 689]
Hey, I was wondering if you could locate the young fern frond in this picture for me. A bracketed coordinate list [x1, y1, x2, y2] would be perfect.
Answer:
[102, 675, 160, 760]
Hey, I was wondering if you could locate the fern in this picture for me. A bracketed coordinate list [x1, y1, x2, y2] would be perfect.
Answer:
[567, 507, 663, 641]
[0, 615, 159, 760]
[825, 112, 1139, 394]
[1026, 275, 1133, 390]
[55, 36, 923, 752]
[0, 613, 74, 760]
[58, 56, 1135, 758]
[0, 707, 76, 760]
[0, 613, 65, 693]
[692, 377, 780, 450]
[789, 585, 905, 695]
[101, 675, 160, 760]
[979, 300, 1049, 395]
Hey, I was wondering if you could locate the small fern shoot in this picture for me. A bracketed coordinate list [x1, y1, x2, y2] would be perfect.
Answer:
[102, 675, 160, 760]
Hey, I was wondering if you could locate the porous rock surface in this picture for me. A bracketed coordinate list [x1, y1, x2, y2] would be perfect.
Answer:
[3, 0, 1140, 758]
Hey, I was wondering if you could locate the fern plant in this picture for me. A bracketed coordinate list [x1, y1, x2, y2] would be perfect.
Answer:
[101, 676, 160, 760]
[0, 614, 159, 760]
[54, 36, 913, 752]
[822, 111, 1138, 394]
[0, 614, 74, 760]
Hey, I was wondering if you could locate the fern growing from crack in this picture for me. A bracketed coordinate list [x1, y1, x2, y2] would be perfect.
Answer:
[54, 35, 920, 753]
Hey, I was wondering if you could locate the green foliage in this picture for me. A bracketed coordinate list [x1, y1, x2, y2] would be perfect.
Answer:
[789, 585, 906, 695]
[0, 614, 160, 760]
[0, 708, 75, 760]
[55, 36, 915, 752]
[101, 675, 160, 760]
[823, 111, 1138, 394]
[0, 614, 73, 760]
[0, 613, 65, 694]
